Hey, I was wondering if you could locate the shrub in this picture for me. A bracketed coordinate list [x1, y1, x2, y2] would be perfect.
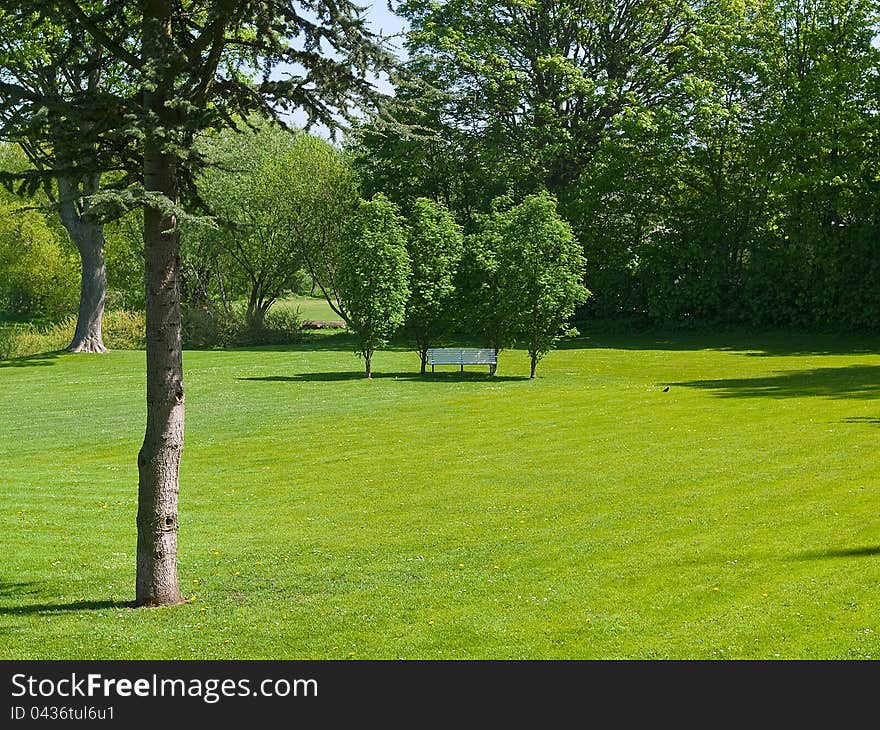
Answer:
[181, 304, 302, 348]
[0, 310, 146, 360]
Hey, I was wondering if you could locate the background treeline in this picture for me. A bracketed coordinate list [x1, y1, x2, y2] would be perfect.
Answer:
[355, 0, 880, 328]
[3, 0, 879, 348]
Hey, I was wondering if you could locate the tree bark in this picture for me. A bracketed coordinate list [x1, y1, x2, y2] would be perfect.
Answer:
[136, 0, 184, 608]
[58, 177, 108, 354]
[365, 350, 372, 379]
[67, 221, 108, 353]
[419, 346, 427, 375]
[530, 352, 537, 379]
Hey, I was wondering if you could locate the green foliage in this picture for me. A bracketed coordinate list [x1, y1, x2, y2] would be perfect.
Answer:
[337, 194, 411, 374]
[181, 303, 302, 349]
[459, 193, 588, 373]
[354, 0, 880, 330]
[0, 309, 145, 359]
[457, 211, 518, 354]
[500, 193, 589, 375]
[104, 210, 145, 311]
[275, 133, 360, 323]
[186, 123, 359, 326]
[0, 199, 78, 318]
[194, 121, 309, 325]
[405, 198, 464, 365]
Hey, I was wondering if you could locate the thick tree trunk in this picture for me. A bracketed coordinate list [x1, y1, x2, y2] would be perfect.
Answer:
[58, 178, 107, 354]
[365, 350, 372, 379]
[419, 346, 428, 375]
[490, 347, 499, 377]
[137, 0, 184, 608]
[530, 352, 538, 379]
[67, 221, 107, 353]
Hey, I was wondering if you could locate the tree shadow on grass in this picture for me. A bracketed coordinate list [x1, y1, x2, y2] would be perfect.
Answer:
[790, 545, 880, 561]
[841, 416, 880, 426]
[560, 329, 879, 357]
[0, 351, 62, 368]
[669, 365, 880, 400]
[0, 581, 39, 598]
[239, 371, 527, 383]
[0, 599, 132, 616]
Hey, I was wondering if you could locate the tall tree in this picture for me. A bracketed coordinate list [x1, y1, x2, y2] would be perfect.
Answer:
[1, 0, 394, 606]
[278, 134, 360, 325]
[337, 194, 410, 378]
[405, 198, 463, 374]
[358, 0, 697, 211]
[500, 192, 589, 378]
[457, 199, 521, 373]
[197, 121, 306, 327]
[0, 8, 133, 352]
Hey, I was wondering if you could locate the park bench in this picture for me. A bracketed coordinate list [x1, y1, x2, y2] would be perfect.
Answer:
[426, 347, 497, 374]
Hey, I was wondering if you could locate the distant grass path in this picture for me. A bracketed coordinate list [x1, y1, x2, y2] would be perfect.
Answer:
[2, 330, 880, 658]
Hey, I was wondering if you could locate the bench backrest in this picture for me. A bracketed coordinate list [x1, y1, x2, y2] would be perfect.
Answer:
[427, 347, 497, 365]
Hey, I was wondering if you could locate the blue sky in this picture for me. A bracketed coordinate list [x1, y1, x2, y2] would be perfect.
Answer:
[366, 1, 410, 46]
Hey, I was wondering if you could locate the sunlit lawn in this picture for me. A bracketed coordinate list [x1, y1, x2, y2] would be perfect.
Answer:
[2, 329, 880, 658]
[277, 295, 342, 323]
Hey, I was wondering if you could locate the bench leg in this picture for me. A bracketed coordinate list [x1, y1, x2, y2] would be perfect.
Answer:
[431, 364, 434, 374]
[460, 363, 464, 374]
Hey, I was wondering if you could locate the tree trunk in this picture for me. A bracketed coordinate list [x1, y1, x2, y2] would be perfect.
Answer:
[490, 347, 499, 377]
[419, 346, 427, 375]
[137, 0, 184, 608]
[67, 221, 108, 353]
[57, 178, 108, 354]
[365, 350, 372, 379]
[530, 352, 537, 379]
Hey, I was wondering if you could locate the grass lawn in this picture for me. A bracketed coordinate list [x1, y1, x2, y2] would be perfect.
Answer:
[2, 330, 880, 659]
[276, 295, 342, 323]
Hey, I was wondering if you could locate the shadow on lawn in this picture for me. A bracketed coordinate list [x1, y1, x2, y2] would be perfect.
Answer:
[239, 371, 526, 383]
[791, 545, 880, 561]
[0, 599, 132, 616]
[841, 416, 880, 426]
[0, 351, 62, 368]
[561, 329, 879, 358]
[669, 364, 880, 400]
[0, 581, 39, 598]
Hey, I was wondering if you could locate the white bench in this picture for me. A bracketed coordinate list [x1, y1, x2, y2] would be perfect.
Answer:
[426, 347, 497, 374]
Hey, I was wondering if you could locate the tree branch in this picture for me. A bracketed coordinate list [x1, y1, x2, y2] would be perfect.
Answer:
[58, 0, 143, 70]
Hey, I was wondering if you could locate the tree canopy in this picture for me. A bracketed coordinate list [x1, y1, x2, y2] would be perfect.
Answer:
[337, 194, 411, 378]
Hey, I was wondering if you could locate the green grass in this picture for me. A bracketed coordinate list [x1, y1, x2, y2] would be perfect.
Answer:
[275, 295, 341, 323]
[2, 330, 880, 659]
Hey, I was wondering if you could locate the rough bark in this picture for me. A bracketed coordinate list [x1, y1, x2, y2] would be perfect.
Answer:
[58, 177, 108, 354]
[136, 0, 184, 608]
[365, 350, 372, 378]
[530, 352, 538, 379]
[419, 344, 428, 375]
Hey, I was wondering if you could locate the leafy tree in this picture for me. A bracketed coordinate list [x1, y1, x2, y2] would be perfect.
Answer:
[0, 0, 395, 607]
[357, 0, 697, 214]
[456, 199, 521, 374]
[0, 198, 79, 318]
[337, 194, 410, 378]
[276, 135, 360, 325]
[501, 192, 588, 378]
[405, 198, 463, 373]
[0, 9, 134, 352]
[196, 121, 307, 326]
